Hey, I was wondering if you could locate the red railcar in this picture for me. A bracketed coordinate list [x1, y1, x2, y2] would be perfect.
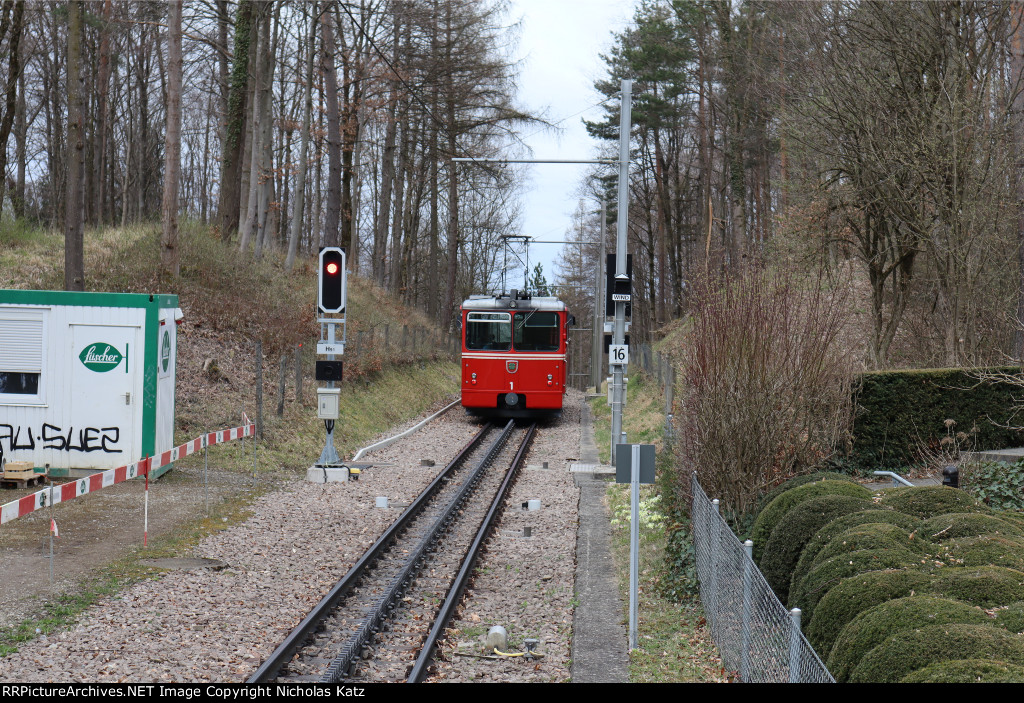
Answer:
[460, 291, 571, 417]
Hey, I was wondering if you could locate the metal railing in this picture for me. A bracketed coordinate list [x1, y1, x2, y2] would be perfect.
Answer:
[690, 474, 835, 683]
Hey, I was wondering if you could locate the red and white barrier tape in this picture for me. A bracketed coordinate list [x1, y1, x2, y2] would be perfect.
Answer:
[0, 422, 255, 526]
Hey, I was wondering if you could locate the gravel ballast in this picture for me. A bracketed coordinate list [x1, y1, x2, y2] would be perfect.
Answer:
[0, 392, 584, 683]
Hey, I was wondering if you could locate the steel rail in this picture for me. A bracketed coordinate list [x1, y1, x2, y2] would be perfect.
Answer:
[247, 422, 494, 683]
[320, 419, 518, 683]
[406, 422, 537, 683]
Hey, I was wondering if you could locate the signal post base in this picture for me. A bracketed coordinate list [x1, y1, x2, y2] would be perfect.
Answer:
[306, 465, 361, 483]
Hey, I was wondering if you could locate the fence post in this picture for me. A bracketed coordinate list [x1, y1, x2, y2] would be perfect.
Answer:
[742, 539, 753, 682]
[789, 608, 803, 683]
[255, 340, 264, 439]
[709, 498, 721, 635]
[277, 355, 287, 416]
[295, 345, 303, 403]
[204, 429, 209, 516]
[664, 365, 674, 447]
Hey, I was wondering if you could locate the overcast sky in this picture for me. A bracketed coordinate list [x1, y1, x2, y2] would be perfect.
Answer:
[504, 0, 640, 288]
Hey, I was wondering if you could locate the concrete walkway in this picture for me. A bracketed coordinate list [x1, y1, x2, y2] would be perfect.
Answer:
[570, 399, 629, 683]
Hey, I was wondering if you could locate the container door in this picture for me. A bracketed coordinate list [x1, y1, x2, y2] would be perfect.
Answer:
[68, 324, 140, 466]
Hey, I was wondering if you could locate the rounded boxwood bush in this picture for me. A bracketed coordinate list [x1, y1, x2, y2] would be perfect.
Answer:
[755, 471, 858, 516]
[995, 511, 1024, 531]
[918, 512, 1024, 543]
[793, 548, 925, 625]
[813, 569, 935, 657]
[995, 602, 1024, 634]
[811, 523, 926, 570]
[760, 495, 876, 604]
[848, 624, 1024, 683]
[828, 596, 991, 682]
[901, 659, 1024, 683]
[751, 480, 871, 565]
[790, 510, 919, 601]
[927, 566, 1024, 607]
[876, 485, 989, 519]
[932, 535, 1024, 571]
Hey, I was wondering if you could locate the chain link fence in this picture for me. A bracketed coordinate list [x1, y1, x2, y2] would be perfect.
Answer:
[691, 473, 834, 683]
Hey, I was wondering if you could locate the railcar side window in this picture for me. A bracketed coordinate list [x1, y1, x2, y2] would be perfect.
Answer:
[513, 311, 560, 351]
[465, 312, 511, 350]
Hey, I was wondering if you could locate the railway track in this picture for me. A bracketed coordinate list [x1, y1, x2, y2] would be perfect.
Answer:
[249, 419, 537, 684]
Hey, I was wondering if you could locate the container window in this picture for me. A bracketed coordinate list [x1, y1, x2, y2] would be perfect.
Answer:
[513, 311, 560, 351]
[0, 372, 39, 395]
[0, 312, 44, 402]
[465, 312, 511, 351]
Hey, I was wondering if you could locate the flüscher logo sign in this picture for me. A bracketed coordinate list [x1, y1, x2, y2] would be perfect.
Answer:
[79, 343, 124, 372]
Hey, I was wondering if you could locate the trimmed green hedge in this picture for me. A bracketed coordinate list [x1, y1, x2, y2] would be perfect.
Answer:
[928, 566, 1024, 607]
[918, 513, 1024, 543]
[813, 569, 935, 656]
[849, 624, 1024, 683]
[876, 485, 989, 518]
[760, 496, 877, 604]
[995, 511, 1024, 531]
[996, 602, 1024, 634]
[900, 659, 1024, 683]
[828, 596, 991, 682]
[933, 536, 1024, 571]
[792, 549, 925, 625]
[753, 471, 859, 517]
[811, 523, 925, 570]
[789, 510, 919, 604]
[750, 480, 871, 565]
[850, 366, 1024, 471]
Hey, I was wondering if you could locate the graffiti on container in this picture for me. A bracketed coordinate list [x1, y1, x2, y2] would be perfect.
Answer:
[0, 423, 123, 453]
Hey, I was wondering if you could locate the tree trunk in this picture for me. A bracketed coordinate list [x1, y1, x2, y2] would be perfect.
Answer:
[1012, 4, 1024, 359]
[0, 1, 22, 216]
[321, 3, 342, 247]
[286, 3, 317, 272]
[64, 0, 85, 291]
[93, 0, 111, 226]
[160, 0, 183, 278]
[218, 0, 254, 241]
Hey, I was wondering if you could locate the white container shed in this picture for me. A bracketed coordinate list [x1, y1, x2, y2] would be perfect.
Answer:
[0, 290, 180, 478]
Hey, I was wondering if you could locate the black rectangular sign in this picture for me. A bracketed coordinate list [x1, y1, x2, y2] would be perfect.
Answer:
[315, 360, 344, 381]
[615, 444, 656, 484]
[606, 253, 633, 317]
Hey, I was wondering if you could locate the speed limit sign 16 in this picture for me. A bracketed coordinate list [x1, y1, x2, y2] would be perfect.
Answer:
[609, 344, 629, 367]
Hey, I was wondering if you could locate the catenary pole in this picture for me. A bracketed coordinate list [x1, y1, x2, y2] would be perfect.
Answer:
[611, 80, 632, 464]
[591, 200, 606, 391]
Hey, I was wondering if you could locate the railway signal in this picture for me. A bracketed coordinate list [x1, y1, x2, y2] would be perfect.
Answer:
[318, 247, 346, 314]
[311, 247, 347, 480]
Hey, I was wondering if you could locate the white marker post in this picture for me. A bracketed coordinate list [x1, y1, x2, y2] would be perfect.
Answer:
[630, 443, 640, 651]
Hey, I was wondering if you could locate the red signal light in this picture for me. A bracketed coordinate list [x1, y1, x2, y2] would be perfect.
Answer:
[318, 247, 346, 313]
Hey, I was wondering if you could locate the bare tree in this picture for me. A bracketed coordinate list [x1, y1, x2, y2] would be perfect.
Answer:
[64, 0, 85, 291]
[161, 0, 183, 278]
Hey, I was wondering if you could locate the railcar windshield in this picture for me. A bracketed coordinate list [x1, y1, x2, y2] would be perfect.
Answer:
[513, 311, 560, 351]
[465, 312, 512, 350]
